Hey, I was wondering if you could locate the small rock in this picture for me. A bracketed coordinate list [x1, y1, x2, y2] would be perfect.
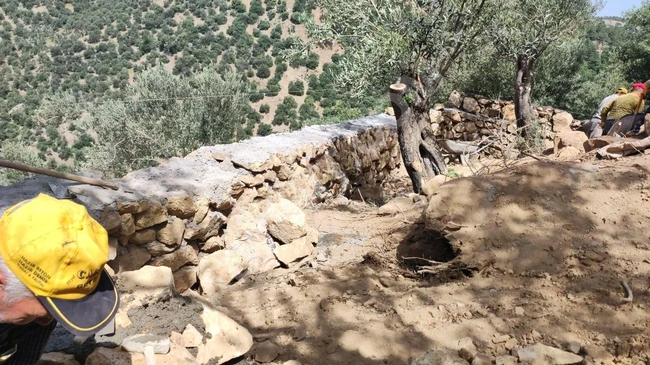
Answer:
[193, 197, 210, 224]
[85, 347, 132, 365]
[472, 353, 492, 365]
[173, 266, 197, 293]
[274, 236, 315, 267]
[495, 355, 517, 365]
[116, 200, 150, 215]
[493, 335, 510, 344]
[166, 193, 197, 219]
[411, 348, 469, 365]
[377, 196, 416, 215]
[119, 213, 136, 241]
[133, 201, 168, 230]
[320, 298, 333, 311]
[283, 361, 302, 365]
[201, 236, 225, 254]
[583, 345, 612, 362]
[144, 240, 177, 257]
[255, 341, 280, 363]
[212, 151, 230, 161]
[182, 323, 203, 348]
[531, 330, 542, 340]
[151, 245, 199, 272]
[108, 245, 152, 274]
[458, 337, 478, 362]
[504, 338, 518, 351]
[36, 352, 79, 365]
[514, 306, 525, 316]
[326, 342, 338, 354]
[121, 334, 170, 354]
[516, 343, 582, 365]
[129, 228, 157, 245]
[184, 211, 227, 241]
[156, 217, 185, 247]
[567, 341, 582, 355]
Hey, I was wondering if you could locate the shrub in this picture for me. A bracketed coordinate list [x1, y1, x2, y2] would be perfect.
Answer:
[256, 65, 271, 78]
[257, 123, 273, 136]
[259, 104, 270, 113]
[288, 80, 304, 96]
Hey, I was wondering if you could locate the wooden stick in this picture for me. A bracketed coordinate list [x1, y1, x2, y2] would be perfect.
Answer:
[0, 159, 119, 190]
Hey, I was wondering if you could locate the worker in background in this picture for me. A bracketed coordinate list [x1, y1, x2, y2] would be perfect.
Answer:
[579, 87, 627, 138]
[601, 83, 646, 135]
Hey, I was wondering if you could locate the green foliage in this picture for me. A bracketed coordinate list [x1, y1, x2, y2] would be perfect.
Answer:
[0, 140, 44, 186]
[272, 96, 298, 125]
[257, 123, 273, 136]
[86, 66, 249, 177]
[288, 80, 305, 96]
[259, 104, 271, 113]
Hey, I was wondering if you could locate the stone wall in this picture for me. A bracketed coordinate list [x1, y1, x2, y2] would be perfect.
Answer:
[0, 115, 400, 294]
[429, 91, 575, 156]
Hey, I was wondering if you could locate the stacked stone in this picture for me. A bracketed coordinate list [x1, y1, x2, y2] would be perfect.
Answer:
[430, 91, 575, 157]
[90, 123, 402, 296]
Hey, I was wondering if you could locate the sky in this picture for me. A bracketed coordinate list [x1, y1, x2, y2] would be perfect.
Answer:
[597, 0, 644, 17]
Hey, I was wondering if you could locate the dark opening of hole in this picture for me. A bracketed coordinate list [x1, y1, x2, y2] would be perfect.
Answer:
[397, 228, 457, 269]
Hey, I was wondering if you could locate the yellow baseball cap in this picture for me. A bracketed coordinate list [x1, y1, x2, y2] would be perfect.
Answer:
[616, 87, 628, 94]
[0, 194, 118, 336]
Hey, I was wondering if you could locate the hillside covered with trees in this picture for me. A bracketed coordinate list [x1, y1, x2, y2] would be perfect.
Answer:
[1, 0, 650, 185]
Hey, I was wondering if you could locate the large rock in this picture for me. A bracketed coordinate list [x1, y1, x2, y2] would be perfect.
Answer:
[166, 193, 197, 219]
[157, 217, 185, 247]
[514, 344, 582, 365]
[37, 352, 79, 365]
[109, 245, 151, 273]
[201, 236, 225, 253]
[378, 196, 418, 215]
[583, 136, 623, 153]
[134, 201, 168, 230]
[196, 306, 253, 364]
[449, 91, 463, 109]
[116, 200, 150, 215]
[129, 228, 157, 245]
[554, 131, 588, 154]
[462, 98, 480, 114]
[422, 175, 449, 197]
[184, 211, 226, 241]
[145, 240, 178, 256]
[411, 348, 469, 365]
[556, 146, 581, 161]
[193, 196, 210, 224]
[152, 245, 199, 272]
[274, 236, 315, 267]
[85, 347, 133, 365]
[266, 198, 308, 244]
[173, 266, 198, 293]
[254, 341, 281, 363]
[458, 337, 478, 362]
[100, 208, 122, 234]
[223, 206, 279, 274]
[552, 111, 574, 133]
[502, 104, 516, 121]
[117, 265, 175, 297]
[198, 250, 247, 297]
[119, 213, 136, 244]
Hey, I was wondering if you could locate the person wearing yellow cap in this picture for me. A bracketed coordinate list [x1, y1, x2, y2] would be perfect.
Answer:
[0, 194, 118, 364]
[578, 87, 628, 138]
[601, 83, 646, 135]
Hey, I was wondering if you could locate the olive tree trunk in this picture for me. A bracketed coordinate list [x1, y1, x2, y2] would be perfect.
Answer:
[513, 54, 535, 134]
[389, 82, 446, 194]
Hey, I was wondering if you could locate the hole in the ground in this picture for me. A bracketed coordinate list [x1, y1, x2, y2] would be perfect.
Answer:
[396, 227, 459, 273]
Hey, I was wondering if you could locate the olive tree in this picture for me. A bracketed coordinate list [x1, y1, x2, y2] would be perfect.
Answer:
[308, 0, 497, 193]
[490, 0, 595, 135]
[85, 66, 249, 177]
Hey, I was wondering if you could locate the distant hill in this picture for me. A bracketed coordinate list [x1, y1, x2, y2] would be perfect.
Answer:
[0, 0, 381, 173]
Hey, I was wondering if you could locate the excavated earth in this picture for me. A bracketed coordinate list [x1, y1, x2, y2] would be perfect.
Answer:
[46, 152, 650, 364]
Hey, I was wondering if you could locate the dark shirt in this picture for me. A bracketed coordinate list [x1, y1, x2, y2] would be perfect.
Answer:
[0, 321, 56, 364]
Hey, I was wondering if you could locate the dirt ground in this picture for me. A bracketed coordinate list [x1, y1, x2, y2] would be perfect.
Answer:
[210, 153, 650, 365]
